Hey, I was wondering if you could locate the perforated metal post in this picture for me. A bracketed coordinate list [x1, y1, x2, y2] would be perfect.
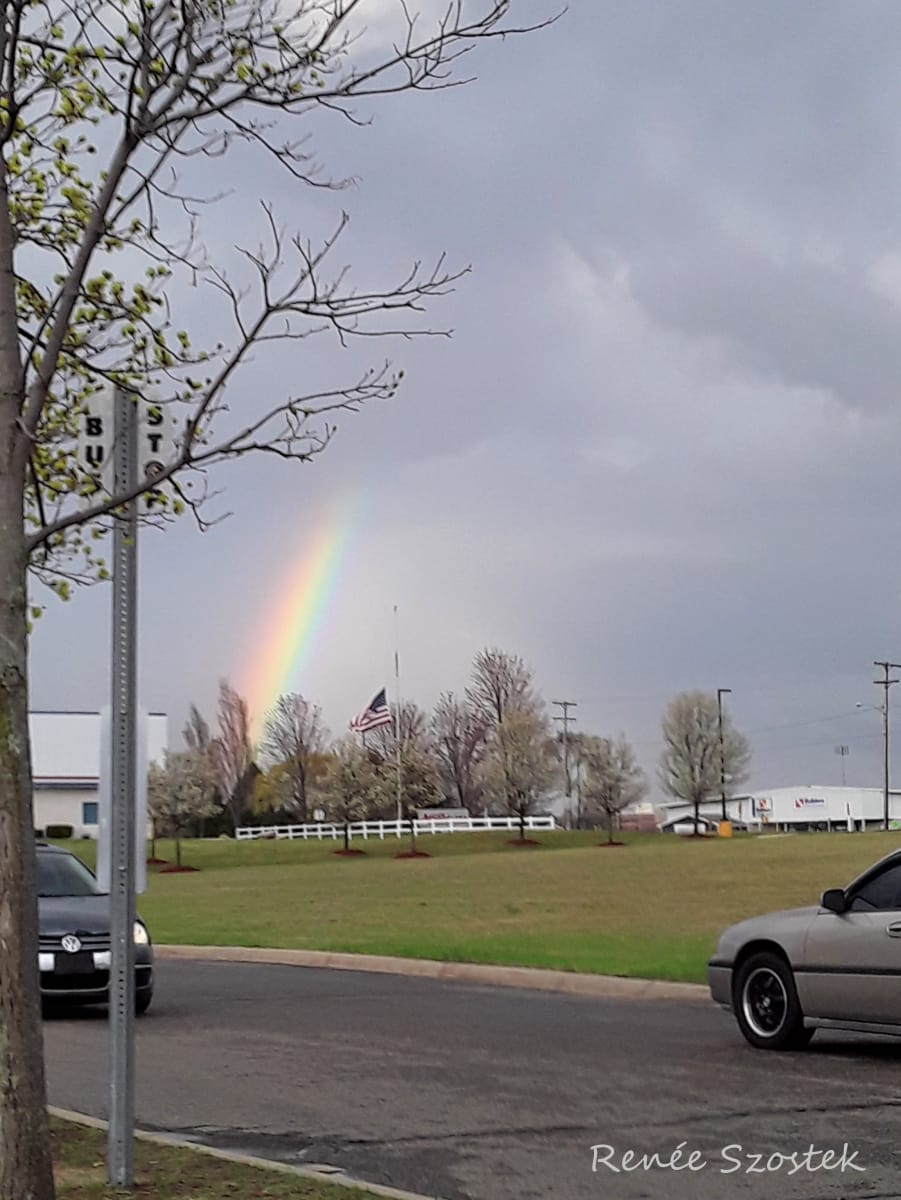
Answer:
[108, 387, 138, 1187]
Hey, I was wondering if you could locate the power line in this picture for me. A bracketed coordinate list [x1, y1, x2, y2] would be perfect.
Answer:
[746, 708, 878, 736]
[570, 701, 898, 740]
[573, 669, 873, 708]
[632, 708, 892, 750]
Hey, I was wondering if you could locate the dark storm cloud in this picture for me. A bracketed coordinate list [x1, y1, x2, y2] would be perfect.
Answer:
[29, 1, 901, 795]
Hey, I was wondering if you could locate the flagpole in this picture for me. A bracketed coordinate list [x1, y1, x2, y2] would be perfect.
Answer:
[393, 605, 403, 825]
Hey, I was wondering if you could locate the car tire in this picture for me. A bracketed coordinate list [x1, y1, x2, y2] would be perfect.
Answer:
[135, 988, 153, 1016]
[733, 952, 812, 1051]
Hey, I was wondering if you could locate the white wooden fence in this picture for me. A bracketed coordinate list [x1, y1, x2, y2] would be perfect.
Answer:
[235, 815, 557, 842]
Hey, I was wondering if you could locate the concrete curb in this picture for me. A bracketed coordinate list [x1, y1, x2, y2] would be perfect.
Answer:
[49, 1106, 447, 1200]
[155, 944, 709, 1003]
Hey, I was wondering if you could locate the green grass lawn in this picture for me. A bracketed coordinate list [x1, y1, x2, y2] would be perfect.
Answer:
[56, 829, 901, 984]
[52, 1117, 382, 1200]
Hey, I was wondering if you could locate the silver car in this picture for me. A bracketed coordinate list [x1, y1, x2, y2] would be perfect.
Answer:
[709, 848, 901, 1049]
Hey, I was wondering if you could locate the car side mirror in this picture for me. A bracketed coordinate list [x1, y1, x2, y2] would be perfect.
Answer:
[821, 888, 847, 914]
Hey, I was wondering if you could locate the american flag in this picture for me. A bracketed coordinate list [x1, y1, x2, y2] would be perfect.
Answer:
[349, 687, 392, 733]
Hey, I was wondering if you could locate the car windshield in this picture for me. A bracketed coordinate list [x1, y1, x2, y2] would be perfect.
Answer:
[37, 852, 100, 897]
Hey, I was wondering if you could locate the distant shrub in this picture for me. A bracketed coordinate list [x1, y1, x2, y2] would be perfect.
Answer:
[34, 829, 45, 838]
[46, 824, 73, 839]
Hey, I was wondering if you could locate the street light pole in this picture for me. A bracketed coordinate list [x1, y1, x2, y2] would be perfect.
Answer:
[873, 662, 901, 832]
[717, 688, 732, 822]
[834, 744, 849, 786]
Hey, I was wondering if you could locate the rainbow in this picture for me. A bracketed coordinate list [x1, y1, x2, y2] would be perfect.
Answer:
[242, 500, 353, 739]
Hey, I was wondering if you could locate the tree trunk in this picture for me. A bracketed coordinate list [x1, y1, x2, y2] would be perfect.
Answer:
[343, 821, 349, 852]
[176, 836, 182, 868]
[297, 766, 307, 824]
[0, 475, 55, 1200]
[408, 813, 416, 854]
[519, 807, 525, 842]
[693, 797, 700, 834]
[607, 810, 615, 844]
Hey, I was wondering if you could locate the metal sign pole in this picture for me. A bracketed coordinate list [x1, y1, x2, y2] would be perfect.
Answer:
[107, 387, 138, 1187]
[393, 606, 402, 825]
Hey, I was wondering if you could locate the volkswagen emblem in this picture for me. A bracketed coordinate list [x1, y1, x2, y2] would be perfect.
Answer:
[60, 935, 82, 954]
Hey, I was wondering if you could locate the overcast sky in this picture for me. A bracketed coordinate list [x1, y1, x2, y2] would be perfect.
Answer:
[27, 0, 901, 800]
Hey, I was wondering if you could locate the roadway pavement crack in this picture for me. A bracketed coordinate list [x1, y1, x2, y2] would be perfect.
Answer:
[641, 1097, 901, 1131]
[139, 1123, 470, 1200]
[141, 1119, 600, 1149]
[341, 1123, 599, 1148]
[794, 1194, 901, 1200]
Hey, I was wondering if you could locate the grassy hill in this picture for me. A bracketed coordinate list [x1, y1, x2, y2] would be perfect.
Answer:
[59, 829, 901, 983]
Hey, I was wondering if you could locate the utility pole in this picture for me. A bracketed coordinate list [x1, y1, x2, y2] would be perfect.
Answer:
[717, 688, 732, 822]
[574, 740, 583, 829]
[874, 661, 901, 831]
[552, 700, 577, 805]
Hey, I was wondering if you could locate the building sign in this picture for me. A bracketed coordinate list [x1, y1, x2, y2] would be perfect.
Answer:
[794, 797, 826, 808]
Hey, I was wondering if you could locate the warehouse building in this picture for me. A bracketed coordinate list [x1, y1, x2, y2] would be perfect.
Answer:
[32, 710, 167, 837]
[659, 785, 901, 833]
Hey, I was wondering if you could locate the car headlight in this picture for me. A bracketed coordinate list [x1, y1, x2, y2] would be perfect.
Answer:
[133, 921, 150, 946]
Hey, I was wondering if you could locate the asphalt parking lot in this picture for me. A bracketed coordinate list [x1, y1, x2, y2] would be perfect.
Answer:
[43, 959, 901, 1200]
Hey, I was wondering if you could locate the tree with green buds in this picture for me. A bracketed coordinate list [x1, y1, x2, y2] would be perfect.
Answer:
[0, 3, 556, 1196]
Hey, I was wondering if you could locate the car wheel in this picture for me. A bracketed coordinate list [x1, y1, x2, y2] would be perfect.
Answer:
[135, 988, 153, 1016]
[734, 952, 812, 1051]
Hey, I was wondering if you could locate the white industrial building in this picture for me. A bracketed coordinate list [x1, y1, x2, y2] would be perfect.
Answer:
[659, 785, 901, 833]
[32, 711, 167, 837]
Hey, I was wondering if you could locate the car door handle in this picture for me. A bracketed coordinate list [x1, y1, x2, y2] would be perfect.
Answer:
[886, 922, 901, 937]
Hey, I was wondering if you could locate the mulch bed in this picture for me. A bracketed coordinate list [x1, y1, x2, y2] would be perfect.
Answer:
[158, 865, 200, 873]
[508, 838, 542, 847]
[394, 850, 431, 859]
[332, 848, 367, 856]
[596, 841, 627, 848]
